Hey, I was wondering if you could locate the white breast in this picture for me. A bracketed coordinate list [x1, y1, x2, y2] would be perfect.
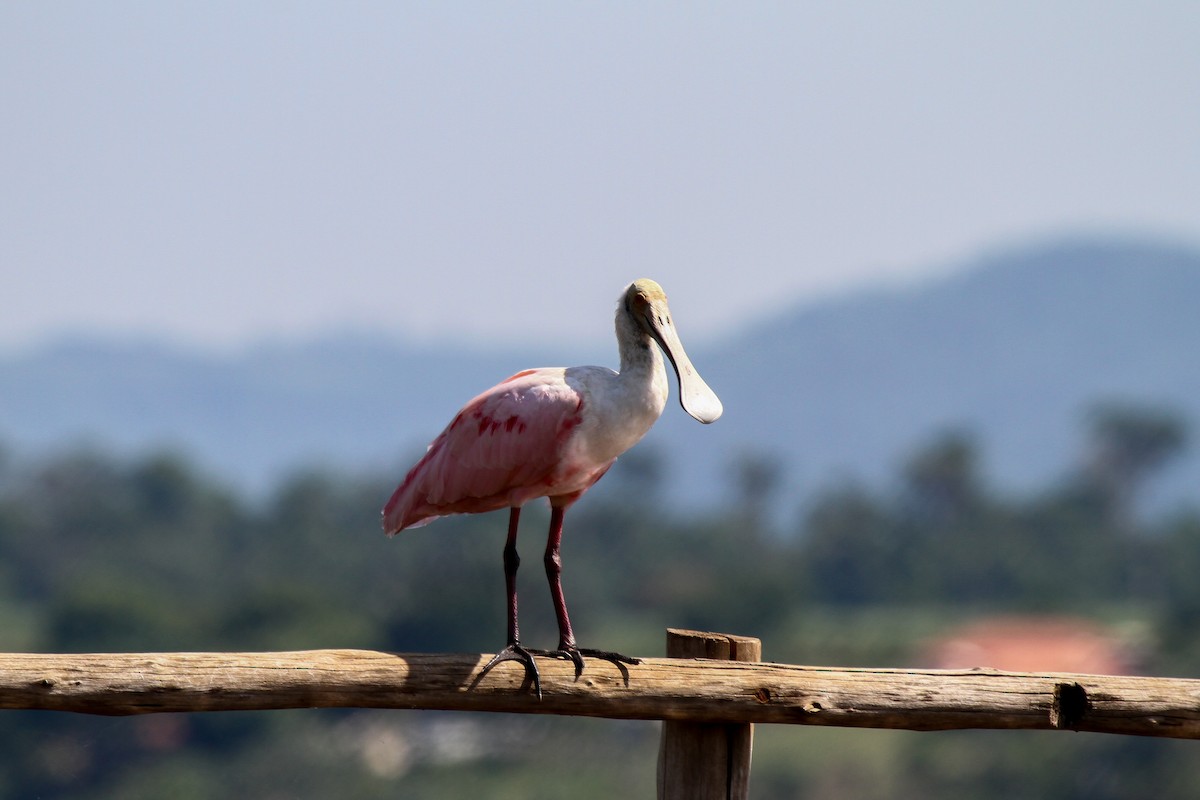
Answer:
[563, 363, 669, 467]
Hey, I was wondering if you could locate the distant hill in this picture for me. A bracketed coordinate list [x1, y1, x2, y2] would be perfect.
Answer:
[678, 236, 1200, 515]
[0, 335, 569, 493]
[2, 236, 1199, 518]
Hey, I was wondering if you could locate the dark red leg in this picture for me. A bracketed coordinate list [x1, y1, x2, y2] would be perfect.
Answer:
[534, 506, 641, 678]
[543, 506, 577, 651]
[478, 507, 543, 697]
[502, 506, 522, 645]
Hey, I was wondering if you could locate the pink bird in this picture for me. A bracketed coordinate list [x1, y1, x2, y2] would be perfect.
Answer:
[383, 279, 723, 695]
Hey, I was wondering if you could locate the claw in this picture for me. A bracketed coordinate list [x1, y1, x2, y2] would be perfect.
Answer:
[479, 642, 542, 699]
[578, 647, 642, 666]
[577, 648, 643, 679]
[478, 643, 642, 697]
[530, 646, 642, 680]
[531, 646, 586, 679]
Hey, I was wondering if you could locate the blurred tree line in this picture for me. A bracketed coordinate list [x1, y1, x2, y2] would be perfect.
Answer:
[0, 401, 1197, 799]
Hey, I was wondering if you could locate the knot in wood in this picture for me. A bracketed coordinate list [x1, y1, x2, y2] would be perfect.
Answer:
[1051, 682, 1090, 729]
[802, 696, 828, 714]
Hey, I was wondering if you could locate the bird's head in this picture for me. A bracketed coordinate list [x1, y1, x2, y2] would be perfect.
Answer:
[623, 279, 723, 424]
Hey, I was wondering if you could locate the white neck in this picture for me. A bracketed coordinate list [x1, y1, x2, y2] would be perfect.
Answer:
[615, 303, 665, 381]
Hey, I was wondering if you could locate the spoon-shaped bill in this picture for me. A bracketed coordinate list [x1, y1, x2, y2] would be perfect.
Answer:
[648, 313, 723, 424]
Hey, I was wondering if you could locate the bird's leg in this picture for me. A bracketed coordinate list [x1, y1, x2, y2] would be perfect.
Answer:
[502, 506, 522, 646]
[478, 507, 543, 697]
[533, 506, 641, 679]
[540, 505, 582, 675]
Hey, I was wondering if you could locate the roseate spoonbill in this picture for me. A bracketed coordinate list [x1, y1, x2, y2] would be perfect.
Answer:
[382, 279, 722, 696]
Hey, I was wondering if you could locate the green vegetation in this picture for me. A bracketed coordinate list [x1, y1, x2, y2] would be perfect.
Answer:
[0, 403, 1197, 798]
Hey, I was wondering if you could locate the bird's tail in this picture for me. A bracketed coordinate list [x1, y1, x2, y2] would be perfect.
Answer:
[382, 479, 423, 535]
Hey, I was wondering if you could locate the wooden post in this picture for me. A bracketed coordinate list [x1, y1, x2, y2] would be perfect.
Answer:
[657, 628, 762, 800]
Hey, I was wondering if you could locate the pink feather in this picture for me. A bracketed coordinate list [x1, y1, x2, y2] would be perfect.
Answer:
[383, 368, 608, 533]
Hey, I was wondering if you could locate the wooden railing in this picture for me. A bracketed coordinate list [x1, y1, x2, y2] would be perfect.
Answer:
[3, 629, 1198, 799]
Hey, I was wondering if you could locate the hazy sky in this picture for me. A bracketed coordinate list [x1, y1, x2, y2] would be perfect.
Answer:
[3, 2, 1198, 352]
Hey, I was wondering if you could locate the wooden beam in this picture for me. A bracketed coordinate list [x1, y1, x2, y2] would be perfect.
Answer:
[1, 649, 1198, 740]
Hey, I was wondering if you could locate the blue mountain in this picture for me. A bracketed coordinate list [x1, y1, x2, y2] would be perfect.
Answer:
[3, 236, 1198, 519]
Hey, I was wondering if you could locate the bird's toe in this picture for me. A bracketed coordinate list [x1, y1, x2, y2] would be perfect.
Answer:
[531, 646, 586, 679]
[577, 647, 642, 666]
[479, 643, 542, 698]
[530, 645, 642, 680]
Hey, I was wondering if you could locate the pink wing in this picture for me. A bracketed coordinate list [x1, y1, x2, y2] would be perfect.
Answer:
[383, 369, 590, 533]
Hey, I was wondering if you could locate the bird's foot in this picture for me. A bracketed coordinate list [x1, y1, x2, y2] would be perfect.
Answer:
[479, 642, 542, 699]
[530, 646, 642, 680]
